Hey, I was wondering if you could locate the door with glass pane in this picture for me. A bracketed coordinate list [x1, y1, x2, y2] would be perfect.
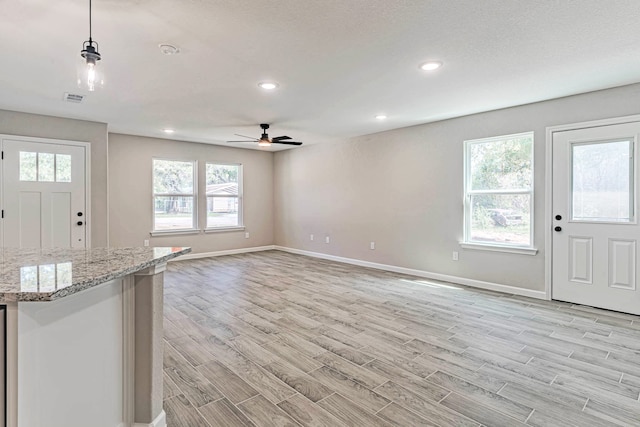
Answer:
[552, 122, 639, 314]
[2, 138, 87, 248]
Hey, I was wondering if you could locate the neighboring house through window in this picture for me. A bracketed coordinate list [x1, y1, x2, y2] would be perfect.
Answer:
[463, 132, 534, 249]
[206, 163, 242, 229]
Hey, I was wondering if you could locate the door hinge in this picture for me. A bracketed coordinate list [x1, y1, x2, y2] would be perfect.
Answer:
[1, 210, 4, 219]
[1, 151, 3, 160]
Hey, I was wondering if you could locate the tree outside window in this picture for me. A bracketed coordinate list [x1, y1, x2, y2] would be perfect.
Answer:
[153, 159, 196, 231]
[464, 132, 534, 247]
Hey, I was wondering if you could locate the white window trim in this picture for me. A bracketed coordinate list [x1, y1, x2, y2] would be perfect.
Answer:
[459, 242, 538, 255]
[150, 229, 201, 237]
[204, 162, 243, 231]
[463, 131, 536, 252]
[152, 158, 198, 233]
[204, 226, 245, 233]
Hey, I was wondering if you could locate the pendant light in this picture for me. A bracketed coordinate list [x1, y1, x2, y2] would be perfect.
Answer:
[78, 0, 104, 91]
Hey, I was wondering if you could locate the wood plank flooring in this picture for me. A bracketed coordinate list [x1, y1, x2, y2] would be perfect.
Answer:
[162, 250, 640, 426]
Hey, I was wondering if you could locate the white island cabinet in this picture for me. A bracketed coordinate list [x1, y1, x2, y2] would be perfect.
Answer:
[0, 246, 191, 427]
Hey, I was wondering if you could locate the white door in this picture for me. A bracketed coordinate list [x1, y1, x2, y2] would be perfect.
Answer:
[552, 121, 640, 314]
[2, 138, 87, 248]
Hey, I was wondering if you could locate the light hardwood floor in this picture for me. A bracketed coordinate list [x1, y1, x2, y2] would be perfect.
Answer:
[163, 250, 640, 426]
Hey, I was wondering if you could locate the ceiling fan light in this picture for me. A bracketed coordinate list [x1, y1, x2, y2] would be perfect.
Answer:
[258, 139, 271, 147]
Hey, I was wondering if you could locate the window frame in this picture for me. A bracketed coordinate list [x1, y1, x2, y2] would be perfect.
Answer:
[204, 162, 243, 231]
[151, 158, 198, 234]
[462, 131, 536, 253]
[570, 138, 636, 224]
[19, 151, 73, 183]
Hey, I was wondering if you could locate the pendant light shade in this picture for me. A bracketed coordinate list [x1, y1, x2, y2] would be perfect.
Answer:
[78, 0, 104, 91]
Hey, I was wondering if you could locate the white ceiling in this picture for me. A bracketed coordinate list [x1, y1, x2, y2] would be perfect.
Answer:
[1, 0, 640, 151]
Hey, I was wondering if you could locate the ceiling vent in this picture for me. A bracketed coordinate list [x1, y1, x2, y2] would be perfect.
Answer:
[63, 92, 85, 103]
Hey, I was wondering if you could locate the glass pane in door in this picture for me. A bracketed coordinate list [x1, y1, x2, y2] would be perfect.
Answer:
[19, 151, 37, 181]
[38, 153, 55, 182]
[571, 139, 634, 222]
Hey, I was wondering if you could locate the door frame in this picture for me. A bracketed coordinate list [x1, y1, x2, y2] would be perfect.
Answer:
[0, 134, 92, 247]
[544, 114, 640, 300]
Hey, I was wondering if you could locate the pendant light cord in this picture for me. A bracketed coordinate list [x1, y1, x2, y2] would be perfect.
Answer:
[89, 0, 93, 42]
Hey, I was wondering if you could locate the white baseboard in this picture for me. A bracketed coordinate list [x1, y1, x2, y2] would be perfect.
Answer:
[133, 410, 166, 427]
[274, 246, 546, 300]
[170, 245, 276, 261]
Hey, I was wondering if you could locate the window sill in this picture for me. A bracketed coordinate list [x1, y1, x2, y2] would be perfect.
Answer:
[459, 242, 538, 256]
[204, 226, 245, 233]
[150, 229, 200, 237]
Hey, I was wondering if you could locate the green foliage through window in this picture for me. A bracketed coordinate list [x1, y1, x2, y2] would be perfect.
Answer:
[465, 133, 534, 247]
[153, 159, 196, 231]
[153, 159, 194, 194]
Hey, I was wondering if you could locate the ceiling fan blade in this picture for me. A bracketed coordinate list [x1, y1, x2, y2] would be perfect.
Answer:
[272, 141, 303, 146]
[272, 135, 292, 141]
[234, 134, 258, 140]
[227, 140, 257, 143]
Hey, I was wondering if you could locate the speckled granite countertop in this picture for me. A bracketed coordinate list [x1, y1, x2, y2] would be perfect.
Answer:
[0, 247, 191, 302]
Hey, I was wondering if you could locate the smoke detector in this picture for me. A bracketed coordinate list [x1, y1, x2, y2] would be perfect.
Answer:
[159, 44, 180, 55]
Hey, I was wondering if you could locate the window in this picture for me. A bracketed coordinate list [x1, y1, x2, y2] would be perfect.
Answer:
[464, 132, 534, 248]
[206, 163, 242, 229]
[153, 159, 196, 231]
[571, 139, 634, 222]
[19, 151, 72, 182]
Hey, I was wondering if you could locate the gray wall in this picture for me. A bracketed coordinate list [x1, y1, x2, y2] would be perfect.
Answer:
[108, 133, 274, 253]
[273, 83, 640, 292]
[0, 109, 109, 246]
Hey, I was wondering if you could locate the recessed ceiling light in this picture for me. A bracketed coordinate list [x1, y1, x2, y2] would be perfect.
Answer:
[258, 82, 279, 90]
[163, 129, 175, 134]
[159, 44, 180, 55]
[419, 61, 443, 71]
[375, 115, 387, 120]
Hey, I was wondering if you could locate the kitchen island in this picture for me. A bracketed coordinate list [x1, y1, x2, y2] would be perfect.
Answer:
[0, 246, 191, 427]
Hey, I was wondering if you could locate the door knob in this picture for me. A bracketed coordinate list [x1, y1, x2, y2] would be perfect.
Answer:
[554, 226, 562, 232]
[77, 221, 83, 226]
[77, 212, 83, 217]
[555, 215, 562, 220]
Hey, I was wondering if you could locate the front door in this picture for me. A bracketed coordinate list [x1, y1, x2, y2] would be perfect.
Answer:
[2, 137, 87, 248]
[552, 121, 640, 314]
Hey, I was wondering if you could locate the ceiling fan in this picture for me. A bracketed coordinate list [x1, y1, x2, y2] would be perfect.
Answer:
[227, 124, 302, 147]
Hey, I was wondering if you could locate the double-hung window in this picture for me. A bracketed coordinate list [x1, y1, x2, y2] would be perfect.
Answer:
[152, 159, 197, 232]
[464, 132, 534, 249]
[206, 163, 242, 229]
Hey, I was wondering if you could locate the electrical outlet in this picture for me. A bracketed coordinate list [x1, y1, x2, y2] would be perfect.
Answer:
[325, 236, 330, 244]
[370, 241, 375, 250]
[245, 232, 250, 239]
[143, 239, 149, 247]
[310, 234, 314, 241]
[452, 251, 459, 261]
